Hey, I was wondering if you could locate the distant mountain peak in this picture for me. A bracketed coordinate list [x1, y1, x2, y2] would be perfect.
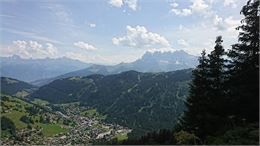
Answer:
[130, 50, 198, 72]
[142, 50, 191, 58]
[140, 50, 196, 60]
[10, 55, 22, 60]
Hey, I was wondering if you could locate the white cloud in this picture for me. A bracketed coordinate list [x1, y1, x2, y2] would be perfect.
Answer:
[224, 16, 240, 31]
[170, 0, 210, 16]
[164, 19, 240, 55]
[213, 14, 225, 30]
[170, 1, 192, 16]
[224, 0, 237, 8]
[109, 0, 123, 7]
[112, 25, 170, 49]
[73, 41, 98, 51]
[125, 0, 138, 11]
[171, 8, 192, 16]
[108, 0, 138, 11]
[46, 43, 59, 56]
[190, 0, 209, 12]
[212, 15, 240, 31]
[170, 2, 179, 8]
[2, 40, 58, 59]
[29, 40, 42, 49]
[182, 9, 192, 16]
[177, 39, 189, 47]
[13, 40, 27, 49]
[89, 23, 96, 28]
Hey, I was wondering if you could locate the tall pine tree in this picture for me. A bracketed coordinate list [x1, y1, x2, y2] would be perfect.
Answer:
[206, 36, 229, 135]
[207, 36, 227, 115]
[182, 36, 228, 141]
[227, 0, 259, 122]
[181, 50, 211, 140]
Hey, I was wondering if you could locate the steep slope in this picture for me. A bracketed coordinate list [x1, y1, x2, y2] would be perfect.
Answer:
[0, 77, 36, 97]
[31, 69, 192, 137]
[0, 55, 91, 82]
[33, 50, 197, 86]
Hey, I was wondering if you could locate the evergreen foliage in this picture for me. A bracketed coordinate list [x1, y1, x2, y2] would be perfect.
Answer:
[182, 36, 228, 140]
[180, 0, 259, 143]
[227, 0, 259, 122]
[181, 50, 211, 139]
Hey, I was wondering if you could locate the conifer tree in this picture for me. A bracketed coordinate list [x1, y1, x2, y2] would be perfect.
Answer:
[205, 36, 229, 136]
[181, 50, 211, 139]
[182, 36, 228, 140]
[207, 36, 227, 115]
[227, 0, 259, 122]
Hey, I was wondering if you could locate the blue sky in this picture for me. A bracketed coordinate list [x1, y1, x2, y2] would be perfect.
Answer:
[0, 0, 246, 64]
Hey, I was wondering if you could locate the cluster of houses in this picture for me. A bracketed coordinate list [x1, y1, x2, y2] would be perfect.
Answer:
[49, 113, 131, 145]
[2, 101, 131, 145]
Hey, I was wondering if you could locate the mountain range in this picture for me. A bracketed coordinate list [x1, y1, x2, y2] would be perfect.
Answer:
[31, 50, 198, 86]
[0, 55, 91, 82]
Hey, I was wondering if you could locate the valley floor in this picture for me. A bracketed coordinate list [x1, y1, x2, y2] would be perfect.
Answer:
[1, 96, 131, 145]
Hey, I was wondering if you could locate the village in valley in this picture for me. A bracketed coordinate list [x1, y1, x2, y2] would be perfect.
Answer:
[1, 95, 131, 145]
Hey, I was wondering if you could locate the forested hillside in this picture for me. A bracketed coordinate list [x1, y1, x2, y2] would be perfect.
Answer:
[0, 77, 37, 97]
[31, 69, 192, 137]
